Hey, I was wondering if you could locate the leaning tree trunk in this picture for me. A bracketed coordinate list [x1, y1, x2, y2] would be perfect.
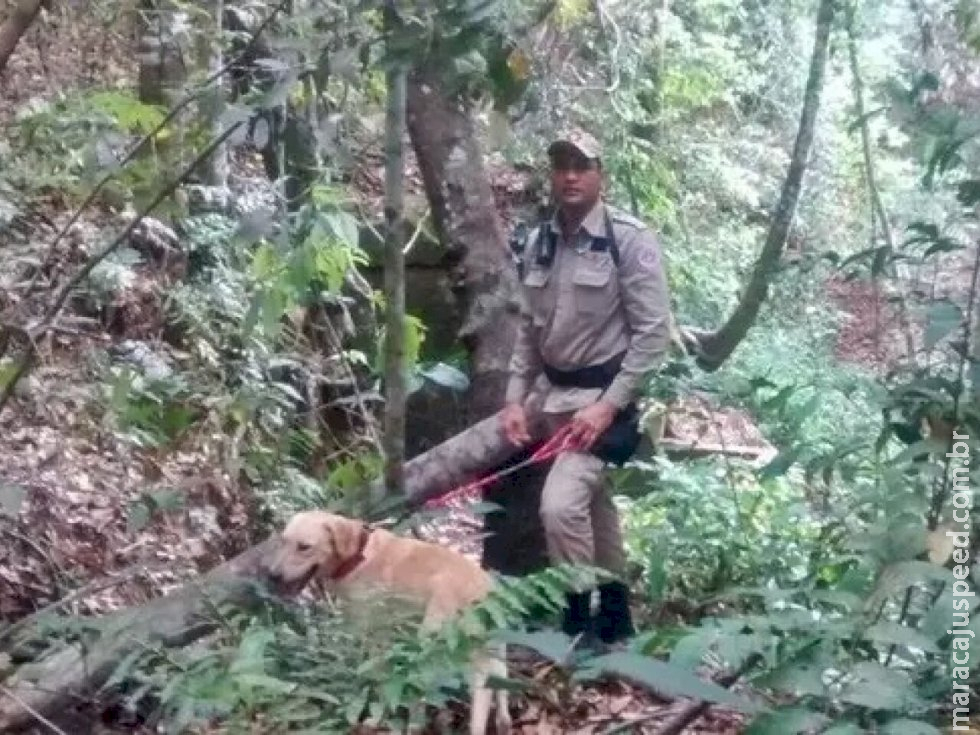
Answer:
[0, 0, 47, 73]
[406, 63, 518, 423]
[693, 0, 835, 370]
[405, 63, 546, 575]
[0, 402, 551, 733]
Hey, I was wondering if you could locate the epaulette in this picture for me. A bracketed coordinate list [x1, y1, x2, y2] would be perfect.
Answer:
[607, 207, 647, 230]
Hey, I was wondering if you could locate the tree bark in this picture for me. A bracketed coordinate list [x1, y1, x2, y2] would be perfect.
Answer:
[694, 0, 835, 370]
[0, 539, 275, 732]
[381, 16, 408, 499]
[0, 0, 46, 74]
[405, 62, 536, 575]
[197, 0, 228, 187]
[0, 402, 551, 732]
[405, 64, 518, 424]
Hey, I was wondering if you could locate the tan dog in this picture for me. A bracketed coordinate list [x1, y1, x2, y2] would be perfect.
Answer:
[263, 510, 511, 735]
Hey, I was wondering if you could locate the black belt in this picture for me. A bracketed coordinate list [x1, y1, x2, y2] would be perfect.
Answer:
[543, 351, 626, 390]
[541, 351, 641, 466]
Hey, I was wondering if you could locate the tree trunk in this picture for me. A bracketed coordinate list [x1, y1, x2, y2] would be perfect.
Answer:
[381, 14, 408, 499]
[694, 0, 835, 370]
[405, 63, 537, 575]
[405, 64, 518, 424]
[0, 0, 46, 74]
[196, 0, 227, 187]
[136, 0, 190, 170]
[0, 403, 550, 733]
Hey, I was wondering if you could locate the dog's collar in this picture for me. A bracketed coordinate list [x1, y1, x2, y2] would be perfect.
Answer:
[329, 525, 372, 581]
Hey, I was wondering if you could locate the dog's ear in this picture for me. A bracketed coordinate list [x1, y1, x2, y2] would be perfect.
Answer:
[324, 515, 366, 562]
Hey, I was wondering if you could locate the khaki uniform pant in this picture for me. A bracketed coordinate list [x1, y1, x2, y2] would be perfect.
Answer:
[538, 413, 627, 576]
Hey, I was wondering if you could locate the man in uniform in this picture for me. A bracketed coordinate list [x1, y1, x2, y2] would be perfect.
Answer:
[501, 129, 673, 647]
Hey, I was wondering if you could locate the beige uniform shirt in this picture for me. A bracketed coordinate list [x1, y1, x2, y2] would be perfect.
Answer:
[505, 201, 672, 414]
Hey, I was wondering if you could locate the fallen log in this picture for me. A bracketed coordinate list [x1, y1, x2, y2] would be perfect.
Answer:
[0, 539, 275, 732]
[0, 401, 547, 732]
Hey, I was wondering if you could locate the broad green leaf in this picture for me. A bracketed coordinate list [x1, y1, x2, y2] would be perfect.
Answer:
[645, 551, 668, 604]
[324, 211, 360, 252]
[745, 706, 829, 735]
[887, 438, 948, 467]
[380, 676, 405, 707]
[670, 629, 718, 670]
[904, 221, 940, 245]
[491, 584, 531, 618]
[345, 688, 369, 725]
[754, 649, 829, 698]
[231, 627, 275, 674]
[838, 245, 883, 271]
[0, 484, 26, 517]
[758, 445, 802, 480]
[420, 362, 470, 392]
[0, 360, 18, 391]
[861, 621, 939, 653]
[839, 662, 918, 711]
[882, 719, 941, 735]
[576, 652, 761, 713]
[922, 237, 963, 258]
[126, 501, 151, 532]
[493, 630, 572, 663]
[957, 179, 980, 208]
[235, 673, 297, 694]
[822, 724, 865, 735]
[807, 589, 862, 610]
[251, 243, 282, 281]
[715, 633, 767, 670]
[147, 489, 184, 512]
[924, 300, 963, 351]
[868, 561, 955, 607]
[102, 648, 146, 691]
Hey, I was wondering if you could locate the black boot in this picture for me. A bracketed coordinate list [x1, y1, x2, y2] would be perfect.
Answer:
[561, 590, 594, 638]
[594, 581, 635, 646]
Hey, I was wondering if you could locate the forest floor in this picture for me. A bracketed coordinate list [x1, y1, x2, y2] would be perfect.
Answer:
[3, 9, 974, 735]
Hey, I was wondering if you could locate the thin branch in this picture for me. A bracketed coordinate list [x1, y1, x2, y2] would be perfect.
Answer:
[844, 3, 916, 360]
[593, 0, 622, 94]
[402, 207, 431, 255]
[0, 685, 68, 735]
[25, 0, 292, 295]
[0, 124, 242, 419]
[601, 655, 761, 735]
[0, 525, 66, 593]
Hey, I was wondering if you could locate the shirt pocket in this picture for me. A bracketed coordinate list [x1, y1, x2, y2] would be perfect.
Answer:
[572, 261, 614, 314]
[523, 266, 553, 324]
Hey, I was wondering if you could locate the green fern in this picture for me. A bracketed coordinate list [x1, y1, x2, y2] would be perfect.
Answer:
[85, 91, 166, 134]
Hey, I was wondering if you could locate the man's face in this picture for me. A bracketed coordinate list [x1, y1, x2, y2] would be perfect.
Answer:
[550, 149, 602, 212]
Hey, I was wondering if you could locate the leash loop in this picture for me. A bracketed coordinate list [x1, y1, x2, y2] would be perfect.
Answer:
[425, 423, 584, 509]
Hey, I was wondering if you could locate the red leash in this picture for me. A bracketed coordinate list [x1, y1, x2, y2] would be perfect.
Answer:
[425, 424, 584, 509]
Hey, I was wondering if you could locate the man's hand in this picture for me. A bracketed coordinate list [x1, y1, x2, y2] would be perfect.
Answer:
[501, 402, 532, 446]
[569, 400, 617, 449]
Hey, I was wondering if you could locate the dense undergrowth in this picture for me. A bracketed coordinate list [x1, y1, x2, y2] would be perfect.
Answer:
[1, 1, 979, 733]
